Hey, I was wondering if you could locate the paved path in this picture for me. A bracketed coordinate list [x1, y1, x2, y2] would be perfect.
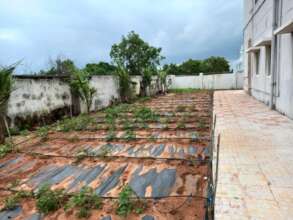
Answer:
[214, 90, 293, 220]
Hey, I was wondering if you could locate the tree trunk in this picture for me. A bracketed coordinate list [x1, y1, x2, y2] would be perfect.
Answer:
[0, 116, 5, 144]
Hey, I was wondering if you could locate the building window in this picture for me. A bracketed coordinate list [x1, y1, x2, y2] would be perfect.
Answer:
[254, 50, 260, 75]
[266, 45, 271, 76]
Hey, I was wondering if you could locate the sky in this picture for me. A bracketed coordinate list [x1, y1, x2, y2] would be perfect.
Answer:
[0, 0, 243, 74]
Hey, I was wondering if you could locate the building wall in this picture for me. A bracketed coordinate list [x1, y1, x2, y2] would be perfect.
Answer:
[168, 73, 243, 90]
[243, 0, 293, 119]
[6, 75, 162, 128]
[7, 77, 72, 126]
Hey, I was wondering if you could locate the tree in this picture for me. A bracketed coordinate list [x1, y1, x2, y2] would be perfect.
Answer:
[84, 62, 116, 76]
[201, 56, 230, 73]
[0, 66, 14, 144]
[40, 58, 76, 76]
[164, 57, 230, 75]
[180, 59, 203, 75]
[163, 64, 182, 75]
[69, 70, 96, 114]
[110, 31, 164, 96]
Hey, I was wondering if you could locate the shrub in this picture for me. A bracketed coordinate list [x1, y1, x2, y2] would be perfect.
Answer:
[0, 66, 14, 144]
[70, 70, 96, 114]
[36, 184, 65, 214]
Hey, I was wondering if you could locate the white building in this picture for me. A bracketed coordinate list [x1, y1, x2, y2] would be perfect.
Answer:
[243, 0, 293, 119]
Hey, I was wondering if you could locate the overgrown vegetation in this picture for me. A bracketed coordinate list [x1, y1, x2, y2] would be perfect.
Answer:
[64, 186, 102, 218]
[36, 126, 49, 141]
[0, 142, 13, 158]
[134, 107, 158, 122]
[70, 70, 96, 113]
[0, 66, 14, 144]
[57, 115, 94, 132]
[116, 185, 145, 217]
[84, 62, 116, 76]
[36, 184, 65, 214]
[122, 129, 136, 141]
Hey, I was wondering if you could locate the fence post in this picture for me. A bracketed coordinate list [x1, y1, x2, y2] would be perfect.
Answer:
[200, 73, 204, 89]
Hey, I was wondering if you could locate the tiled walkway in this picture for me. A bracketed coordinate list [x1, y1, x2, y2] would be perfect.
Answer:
[214, 90, 293, 220]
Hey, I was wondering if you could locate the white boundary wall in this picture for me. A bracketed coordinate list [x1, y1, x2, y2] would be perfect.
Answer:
[168, 72, 244, 90]
[6, 75, 161, 126]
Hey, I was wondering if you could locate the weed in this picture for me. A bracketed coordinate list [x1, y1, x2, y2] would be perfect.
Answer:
[3, 190, 32, 211]
[36, 126, 49, 141]
[98, 145, 112, 158]
[74, 148, 92, 163]
[3, 195, 19, 210]
[19, 129, 29, 136]
[134, 107, 158, 122]
[123, 129, 136, 141]
[57, 115, 93, 132]
[65, 186, 101, 218]
[36, 184, 65, 214]
[176, 121, 186, 129]
[138, 96, 151, 103]
[123, 119, 134, 130]
[148, 135, 156, 141]
[198, 119, 206, 129]
[0, 142, 13, 158]
[116, 185, 146, 217]
[106, 129, 116, 142]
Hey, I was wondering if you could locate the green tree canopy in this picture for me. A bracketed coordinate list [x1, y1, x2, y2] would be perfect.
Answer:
[110, 31, 164, 76]
[84, 62, 116, 76]
[110, 31, 164, 96]
[201, 56, 230, 73]
[164, 56, 230, 75]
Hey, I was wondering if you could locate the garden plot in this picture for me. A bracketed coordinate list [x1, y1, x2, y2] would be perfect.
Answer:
[0, 91, 213, 220]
